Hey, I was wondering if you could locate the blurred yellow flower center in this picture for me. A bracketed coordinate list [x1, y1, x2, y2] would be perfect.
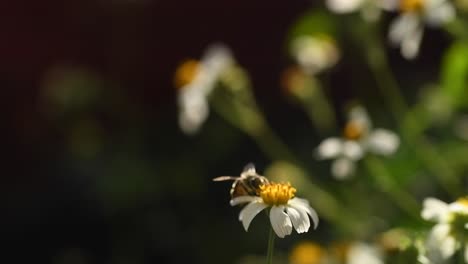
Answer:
[281, 66, 307, 94]
[343, 121, 365, 140]
[457, 197, 468, 207]
[400, 0, 425, 13]
[260, 182, 296, 206]
[174, 59, 200, 89]
[289, 242, 325, 264]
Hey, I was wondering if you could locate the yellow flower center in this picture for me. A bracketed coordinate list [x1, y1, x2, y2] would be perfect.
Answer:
[174, 59, 200, 89]
[448, 197, 468, 239]
[400, 0, 425, 13]
[457, 197, 468, 207]
[289, 242, 325, 264]
[343, 121, 365, 140]
[259, 182, 296, 206]
[281, 66, 307, 94]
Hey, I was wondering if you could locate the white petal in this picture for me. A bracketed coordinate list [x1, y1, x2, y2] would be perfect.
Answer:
[289, 198, 319, 229]
[316, 138, 343, 159]
[401, 26, 423, 60]
[342, 140, 364, 160]
[230, 196, 259, 206]
[269, 206, 293, 238]
[326, 0, 365, 13]
[347, 242, 384, 264]
[238, 201, 268, 231]
[348, 106, 371, 130]
[421, 198, 449, 222]
[425, 1, 455, 26]
[366, 128, 400, 156]
[286, 206, 310, 233]
[448, 200, 468, 214]
[331, 158, 356, 179]
[377, 0, 399, 11]
[178, 91, 209, 134]
[426, 224, 456, 260]
[388, 14, 420, 47]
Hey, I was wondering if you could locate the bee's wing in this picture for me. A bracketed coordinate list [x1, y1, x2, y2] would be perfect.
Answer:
[212, 176, 238, 181]
[240, 163, 257, 178]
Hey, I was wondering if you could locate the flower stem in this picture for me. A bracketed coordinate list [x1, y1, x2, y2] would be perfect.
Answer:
[364, 156, 420, 219]
[266, 226, 276, 264]
[363, 23, 461, 197]
[298, 77, 337, 136]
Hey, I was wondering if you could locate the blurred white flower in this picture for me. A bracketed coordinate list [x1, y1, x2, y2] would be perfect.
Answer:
[175, 44, 234, 134]
[291, 35, 340, 74]
[316, 106, 400, 179]
[419, 197, 468, 264]
[326, 0, 397, 21]
[388, 0, 455, 59]
[347, 242, 384, 264]
[230, 182, 319, 238]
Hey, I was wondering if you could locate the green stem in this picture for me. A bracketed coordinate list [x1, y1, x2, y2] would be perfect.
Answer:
[266, 226, 275, 264]
[211, 92, 297, 163]
[364, 156, 420, 219]
[363, 24, 461, 197]
[298, 77, 337, 136]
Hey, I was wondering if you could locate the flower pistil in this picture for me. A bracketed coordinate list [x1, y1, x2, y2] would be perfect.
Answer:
[400, 0, 425, 13]
[260, 182, 296, 206]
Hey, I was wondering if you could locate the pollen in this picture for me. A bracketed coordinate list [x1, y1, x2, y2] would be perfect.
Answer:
[343, 121, 364, 140]
[174, 59, 200, 89]
[400, 0, 425, 13]
[260, 182, 296, 206]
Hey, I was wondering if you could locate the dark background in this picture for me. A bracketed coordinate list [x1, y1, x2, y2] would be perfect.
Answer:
[0, 1, 451, 263]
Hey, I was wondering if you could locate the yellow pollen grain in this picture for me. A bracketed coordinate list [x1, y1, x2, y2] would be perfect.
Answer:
[174, 59, 200, 89]
[259, 182, 296, 206]
[343, 121, 364, 140]
[400, 0, 425, 13]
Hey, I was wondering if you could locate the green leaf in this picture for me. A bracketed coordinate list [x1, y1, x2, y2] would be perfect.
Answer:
[440, 41, 468, 108]
[285, 10, 338, 52]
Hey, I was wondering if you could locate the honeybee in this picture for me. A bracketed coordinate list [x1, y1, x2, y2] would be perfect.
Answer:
[213, 163, 270, 198]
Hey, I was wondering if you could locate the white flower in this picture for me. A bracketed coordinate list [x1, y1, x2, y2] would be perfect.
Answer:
[388, 0, 455, 59]
[175, 44, 234, 134]
[419, 197, 468, 264]
[347, 242, 384, 264]
[316, 106, 400, 179]
[230, 182, 319, 238]
[291, 35, 340, 74]
[326, 0, 398, 21]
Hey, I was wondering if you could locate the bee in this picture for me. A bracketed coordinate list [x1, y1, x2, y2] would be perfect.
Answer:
[213, 163, 270, 198]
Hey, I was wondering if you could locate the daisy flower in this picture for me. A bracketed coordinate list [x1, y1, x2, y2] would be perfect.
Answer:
[230, 182, 319, 238]
[418, 197, 468, 264]
[290, 34, 340, 75]
[174, 44, 234, 134]
[316, 106, 400, 179]
[388, 0, 455, 59]
[326, 0, 397, 21]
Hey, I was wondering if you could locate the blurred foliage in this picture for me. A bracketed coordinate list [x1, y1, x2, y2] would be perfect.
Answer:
[6, 1, 468, 264]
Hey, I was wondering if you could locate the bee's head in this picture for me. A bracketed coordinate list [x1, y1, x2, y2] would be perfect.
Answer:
[247, 176, 269, 189]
